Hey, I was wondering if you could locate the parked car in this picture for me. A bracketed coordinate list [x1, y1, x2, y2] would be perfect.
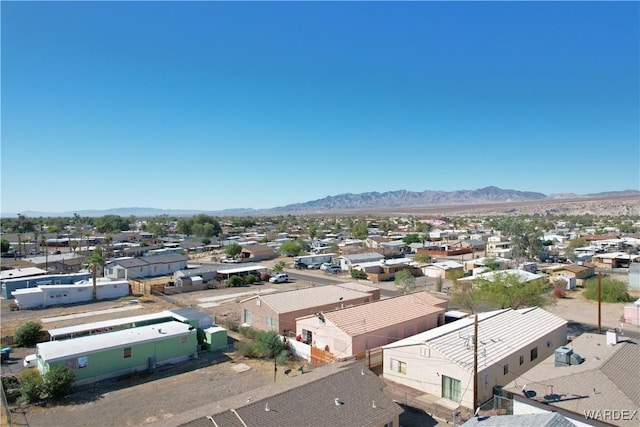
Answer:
[319, 263, 333, 271]
[306, 263, 322, 270]
[325, 265, 342, 274]
[221, 257, 239, 263]
[23, 354, 37, 368]
[269, 273, 289, 283]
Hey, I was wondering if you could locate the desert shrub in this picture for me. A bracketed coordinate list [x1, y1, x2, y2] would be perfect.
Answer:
[239, 327, 261, 340]
[15, 321, 42, 347]
[245, 274, 257, 284]
[43, 365, 75, 400]
[227, 275, 243, 287]
[350, 269, 367, 280]
[235, 341, 259, 358]
[583, 277, 633, 303]
[17, 369, 43, 404]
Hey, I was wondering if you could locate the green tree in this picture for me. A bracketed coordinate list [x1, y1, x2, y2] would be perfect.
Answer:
[15, 321, 42, 347]
[279, 240, 304, 257]
[483, 257, 501, 271]
[43, 365, 75, 400]
[496, 217, 543, 261]
[257, 331, 286, 383]
[224, 242, 242, 257]
[86, 246, 106, 301]
[1, 238, 9, 253]
[403, 234, 422, 245]
[413, 253, 432, 263]
[394, 269, 416, 294]
[583, 276, 633, 303]
[351, 221, 369, 240]
[272, 261, 286, 273]
[449, 281, 483, 314]
[94, 215, 130, 233]
[473, 273, 555, 310]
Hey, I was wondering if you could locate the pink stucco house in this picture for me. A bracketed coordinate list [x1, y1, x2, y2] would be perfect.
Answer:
[296, 291, 447, 360]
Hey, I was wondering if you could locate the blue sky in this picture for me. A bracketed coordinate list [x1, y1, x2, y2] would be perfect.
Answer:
[2, 1, 638, 214]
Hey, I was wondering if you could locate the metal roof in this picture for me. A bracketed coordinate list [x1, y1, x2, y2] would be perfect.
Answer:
[38, 321, 194, 361]
[384, 307, 567, 372]
[47, 311, 175, 339]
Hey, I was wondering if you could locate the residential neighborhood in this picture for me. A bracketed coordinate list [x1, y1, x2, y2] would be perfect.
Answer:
[1, 211, 639, 427]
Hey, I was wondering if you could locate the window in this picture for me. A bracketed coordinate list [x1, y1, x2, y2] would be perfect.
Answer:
[390, 359, 406, 374]
[442, 375, 461, 402]
[266, 316, 276, 330]
[124, 347, 132, 358]
[530, 347, 538, 361]
[503, 364, 509, 375]
[519, 355, 524, 365]
[384, 422, 394, 427]
[243, 309, 252, 325]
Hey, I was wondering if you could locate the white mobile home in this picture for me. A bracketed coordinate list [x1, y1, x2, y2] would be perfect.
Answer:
[11, 279, 130, 309]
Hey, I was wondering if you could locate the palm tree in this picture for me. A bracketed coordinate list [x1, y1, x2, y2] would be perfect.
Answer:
[86, 246, 106, 301]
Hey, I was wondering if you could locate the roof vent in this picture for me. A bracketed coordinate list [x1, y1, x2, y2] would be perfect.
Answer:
[334, 398, 344, 406]
[265, 403, 270, 412]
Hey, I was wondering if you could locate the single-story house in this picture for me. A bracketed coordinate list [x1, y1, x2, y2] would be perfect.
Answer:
[382, 307, 567, 412]
[420, 261, 465, 280]
[11, 279, 130, 309]
[296, 291, 447, 359]
[338, 252, 385, 271]
[457, 269, 546, 284]
[503, 332, 639, 427]
[591, 252, 640, 269]
[463, 257, 511, 273]
[105, 253, 188, 280]
[540, 263, 595, 287]
[239, 285, 376, 336]
[36, 320, 198, 385]
[180, 361, 403, 427]
[239, 245, 277, 262]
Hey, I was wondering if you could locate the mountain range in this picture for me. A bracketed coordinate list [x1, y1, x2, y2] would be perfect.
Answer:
[8, 187, 640, 218]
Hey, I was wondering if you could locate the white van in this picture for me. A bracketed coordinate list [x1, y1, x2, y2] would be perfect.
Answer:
[23, 354, 37, 368]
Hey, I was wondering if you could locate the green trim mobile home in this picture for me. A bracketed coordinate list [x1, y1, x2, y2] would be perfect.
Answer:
[37, 321, 197, 385]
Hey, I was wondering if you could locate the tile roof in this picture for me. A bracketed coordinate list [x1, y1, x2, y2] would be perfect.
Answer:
[245, 285, 372, 313]
[175, 361, 403, 427]
[384, 308, 567, 372]
[323, 291, 447, 336]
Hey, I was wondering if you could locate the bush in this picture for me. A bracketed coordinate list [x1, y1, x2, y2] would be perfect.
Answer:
[553, 286, 566, 298]
[15, 321, 42, 347]
[43, 365, 75, 400]
[350, 270, 367, 280]
[245, 274, 257, 284]
[18, 369, 43, 404]
[583, 277, 633, 303]
[227, 275, 243, 287]
[235, 341, 259, 358]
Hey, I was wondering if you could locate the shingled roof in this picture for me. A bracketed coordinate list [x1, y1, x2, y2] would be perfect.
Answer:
[173, 361, 403, 427]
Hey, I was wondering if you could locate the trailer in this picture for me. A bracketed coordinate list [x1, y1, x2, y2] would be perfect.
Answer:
[293, 253, 336, 269]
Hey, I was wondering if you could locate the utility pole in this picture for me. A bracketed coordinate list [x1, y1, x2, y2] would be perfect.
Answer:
[597, 272, 602, 334]
[473, 313, 478, 414]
